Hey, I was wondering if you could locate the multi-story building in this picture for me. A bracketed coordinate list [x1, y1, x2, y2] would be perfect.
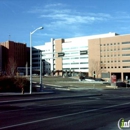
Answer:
[31, 32, 130, 81]
[53, 32, 117, 76]
[32, 32, 117, 76]
[88, 34, 130, 81]
[33, 38, 54, 75]
[0, 41, 27, 74]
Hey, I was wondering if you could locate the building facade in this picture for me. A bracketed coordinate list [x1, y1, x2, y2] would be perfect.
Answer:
[32, 32, 117, 76]
[53, 32, 117, 76]
[31, 32, 130, 81]
[88, 34, 130, 81]
[33, 38, 54, 75]
[0, 41, 27, 75]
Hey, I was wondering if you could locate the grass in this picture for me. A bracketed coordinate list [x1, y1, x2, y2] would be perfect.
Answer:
[26, 76, 109, 89]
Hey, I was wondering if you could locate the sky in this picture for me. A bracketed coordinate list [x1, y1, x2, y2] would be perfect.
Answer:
[0, 0, 130, 47]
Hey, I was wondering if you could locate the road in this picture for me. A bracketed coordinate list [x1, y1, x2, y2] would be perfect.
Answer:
[0, 88, 130, 130]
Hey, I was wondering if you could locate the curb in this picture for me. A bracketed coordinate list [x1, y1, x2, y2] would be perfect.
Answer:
[0, 91, 54, 97]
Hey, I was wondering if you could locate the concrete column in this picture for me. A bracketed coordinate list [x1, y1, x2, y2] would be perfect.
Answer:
[121, 72, 124, 81]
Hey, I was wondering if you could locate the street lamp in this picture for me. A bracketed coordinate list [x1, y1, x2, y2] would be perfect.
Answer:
[30, 26, 43, 94]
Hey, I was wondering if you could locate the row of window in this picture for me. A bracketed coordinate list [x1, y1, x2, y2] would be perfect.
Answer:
[101, 61, 120, 63]
[63, 68, 88, 70]
[63, 57, 88, 60]
[101, 66, 120, 69]
[63, 62, 88, 65]
[101, 49, 120, 51]
[101, 54, 130, 57]
[100, 43, 120, 46]
[101, 60, 130, 63]
[101, 66, 130, 69]
[100, 41, 130, 46]
[62, 46, 88, 50]
[101, 54, 120, 57]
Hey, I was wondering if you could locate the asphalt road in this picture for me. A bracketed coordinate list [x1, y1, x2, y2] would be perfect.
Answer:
[0, 89, 130, 130]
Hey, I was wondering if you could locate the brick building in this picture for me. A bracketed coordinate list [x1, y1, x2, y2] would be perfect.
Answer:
[0, 41, 28, 74]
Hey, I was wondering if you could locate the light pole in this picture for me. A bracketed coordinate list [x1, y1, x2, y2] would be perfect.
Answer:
[40, 51, 43, 91]
[30, 26, 43, 94]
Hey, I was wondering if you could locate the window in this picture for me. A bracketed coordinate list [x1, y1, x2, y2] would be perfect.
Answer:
[71, 52, 78, 54]
[71, 62, 79, 64]
[63, 63, 70, 65]
[122, 54, 130, 56]
[80, 62, 88, 64]
[123, 66, 130, 68]
[122, 60, 130, 62]
[71, 57, 79, 59]
[80, 68, 88, 69]
[122, 41, 130, 44]
[80, 57, 88, 59]
[122, 48, 130, 50]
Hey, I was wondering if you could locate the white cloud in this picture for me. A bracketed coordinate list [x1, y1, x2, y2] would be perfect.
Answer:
[28, 2, 130, 38]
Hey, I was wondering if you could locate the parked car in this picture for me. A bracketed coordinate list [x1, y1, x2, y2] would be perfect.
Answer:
[116, 82, 127, 87]
[95, 78, 105, 81]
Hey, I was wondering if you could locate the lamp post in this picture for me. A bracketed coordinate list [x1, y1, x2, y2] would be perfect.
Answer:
[30, 26, 43, 94]
[40, 51, 43, 91]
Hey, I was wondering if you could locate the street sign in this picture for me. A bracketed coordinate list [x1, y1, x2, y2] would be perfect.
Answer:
[80, 50, 88, 55]
[58, 52, 65, 57]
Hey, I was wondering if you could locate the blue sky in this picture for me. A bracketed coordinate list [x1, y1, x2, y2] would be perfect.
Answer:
[0, 0, 130, 46]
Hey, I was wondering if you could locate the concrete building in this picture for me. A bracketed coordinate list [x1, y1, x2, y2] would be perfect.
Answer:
[33, 38, 54, 75]
[88, 34, 130, 81]
[32, 32, 117, 76]
[53, 32, 117, 76]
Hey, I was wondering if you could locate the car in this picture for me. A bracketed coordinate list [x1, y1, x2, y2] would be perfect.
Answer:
[95, 78, 105, 81]
[116, 82, 127, 87]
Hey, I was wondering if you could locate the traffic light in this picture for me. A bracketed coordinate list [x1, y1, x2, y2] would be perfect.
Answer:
[80, 50, 88, 55]
[58, 52, 65, 57]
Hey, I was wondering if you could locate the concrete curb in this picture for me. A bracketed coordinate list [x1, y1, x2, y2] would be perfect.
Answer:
[0, 91, 54, 97]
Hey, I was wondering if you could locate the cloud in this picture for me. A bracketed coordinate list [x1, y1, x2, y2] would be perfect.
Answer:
[28, 2, 130, 38]
[28, 3, 111, 25]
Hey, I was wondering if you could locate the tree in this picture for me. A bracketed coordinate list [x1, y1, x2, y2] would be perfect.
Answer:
[6, 57, 17, 76]
[89, 59, 105, 78]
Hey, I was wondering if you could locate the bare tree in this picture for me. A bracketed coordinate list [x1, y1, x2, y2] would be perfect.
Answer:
[89, 59, 95, 77]
[89, 59, 105, 78]
[6, 57, 17, 76]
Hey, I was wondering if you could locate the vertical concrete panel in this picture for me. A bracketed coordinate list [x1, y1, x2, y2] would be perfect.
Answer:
[55, 39, 63, 75]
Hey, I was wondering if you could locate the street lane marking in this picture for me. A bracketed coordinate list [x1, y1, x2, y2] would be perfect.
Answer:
[1, 101, 130, 129]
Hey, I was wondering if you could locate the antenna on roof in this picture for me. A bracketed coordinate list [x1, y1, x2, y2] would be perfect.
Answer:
[8, 35, 11, 41]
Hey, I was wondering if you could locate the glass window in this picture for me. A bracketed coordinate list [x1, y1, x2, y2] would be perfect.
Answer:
[122, 54, 130, 56]
[80, 62, 88, 64]
[122, 48, 130, 50]
[122, 60, 130, 62]
[71, 62, 79, 64]
[123, 66, 130, 68]
[122, 41, 130, 44]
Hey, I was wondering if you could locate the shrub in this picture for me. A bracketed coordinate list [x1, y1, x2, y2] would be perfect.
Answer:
[0, 77, 29, 92]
